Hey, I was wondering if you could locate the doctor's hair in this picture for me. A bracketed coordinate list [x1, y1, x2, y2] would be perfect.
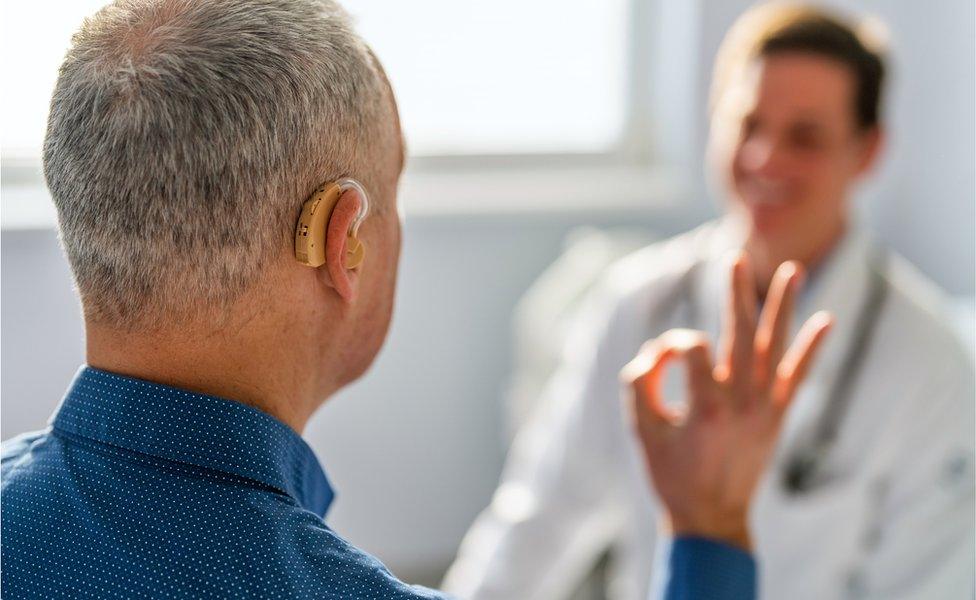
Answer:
[43, 0, 401, 331]
[711, 2, 888, 131]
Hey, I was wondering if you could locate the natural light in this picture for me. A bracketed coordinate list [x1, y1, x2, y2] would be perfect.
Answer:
[1, 0, 629, 158]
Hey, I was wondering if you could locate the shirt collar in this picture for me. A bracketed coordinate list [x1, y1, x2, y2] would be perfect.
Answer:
[50, 366, 334, 518]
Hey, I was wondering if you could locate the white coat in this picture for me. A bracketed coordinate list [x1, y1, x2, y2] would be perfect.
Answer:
[443, 219, 975, 600]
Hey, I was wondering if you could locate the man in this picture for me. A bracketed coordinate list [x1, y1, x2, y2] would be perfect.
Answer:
[445, 4, 975, 600]
[0, 1, 830, 598]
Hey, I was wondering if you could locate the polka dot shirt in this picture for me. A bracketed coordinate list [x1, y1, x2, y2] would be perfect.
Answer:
[659, 537, 756, 599]
[1, 367, 447, 599]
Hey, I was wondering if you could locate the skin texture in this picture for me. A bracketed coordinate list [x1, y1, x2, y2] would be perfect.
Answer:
[87, 75, 406, 434]
[708, 52, 883, 294]
[622, 256, 833, 550]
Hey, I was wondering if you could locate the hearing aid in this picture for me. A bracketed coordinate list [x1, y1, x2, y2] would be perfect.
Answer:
[295, 178, 369, 270]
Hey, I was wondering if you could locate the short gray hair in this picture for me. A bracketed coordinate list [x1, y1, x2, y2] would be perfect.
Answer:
[44, 0, 397, 329]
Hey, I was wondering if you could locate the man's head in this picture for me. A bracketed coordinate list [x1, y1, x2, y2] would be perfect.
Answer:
[707, 2, 886, 268]
[44, 0, 405, 406]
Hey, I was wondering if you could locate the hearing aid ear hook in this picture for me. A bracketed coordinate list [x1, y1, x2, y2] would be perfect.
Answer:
[336, 177, 369, 269]
[294, 177, 370, 270]
[335, 178, 369, 270]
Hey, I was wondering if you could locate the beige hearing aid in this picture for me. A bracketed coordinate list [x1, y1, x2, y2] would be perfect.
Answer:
[295, 178, 369, 269]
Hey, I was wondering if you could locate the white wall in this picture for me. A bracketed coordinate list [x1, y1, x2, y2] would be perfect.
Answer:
[2, 0, 972, 585]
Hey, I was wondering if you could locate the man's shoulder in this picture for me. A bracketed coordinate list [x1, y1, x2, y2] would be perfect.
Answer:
[1, 429, 53, 482]
[0, 430, 448, 599]
[597, 222, 718, 315]
[243, 508, 448, 598]
[558, 222, 722, 360]
[881, 252, 972, 369]
[865, 250, 975, 427]
[2, 428, 50, 455]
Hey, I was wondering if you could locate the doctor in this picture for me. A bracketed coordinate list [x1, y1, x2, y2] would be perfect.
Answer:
[444, 4, 975, 600]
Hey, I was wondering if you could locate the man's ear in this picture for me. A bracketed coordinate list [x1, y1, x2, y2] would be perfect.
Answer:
[855, 126, 884, 176]
[324, 188, 363, 303]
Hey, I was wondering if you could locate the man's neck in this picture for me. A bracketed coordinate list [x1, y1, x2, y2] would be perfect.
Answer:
[744, 217, 848, 298]
[85, 316, 338, 434]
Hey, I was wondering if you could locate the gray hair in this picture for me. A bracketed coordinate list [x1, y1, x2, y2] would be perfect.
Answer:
[43, 0, 398, 330]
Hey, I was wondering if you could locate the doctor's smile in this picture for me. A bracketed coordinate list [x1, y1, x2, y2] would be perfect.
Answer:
[1, 1, 972, 599]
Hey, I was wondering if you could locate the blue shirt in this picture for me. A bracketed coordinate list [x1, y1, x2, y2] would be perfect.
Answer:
[1, 367, 754, 599]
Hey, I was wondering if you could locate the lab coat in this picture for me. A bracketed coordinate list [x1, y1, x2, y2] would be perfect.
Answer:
[443, 219, 975, 600]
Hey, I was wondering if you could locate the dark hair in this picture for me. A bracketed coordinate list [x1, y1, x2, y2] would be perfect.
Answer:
[713, 3, 888, 130]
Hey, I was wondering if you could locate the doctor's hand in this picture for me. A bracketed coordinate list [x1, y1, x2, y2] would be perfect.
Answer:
[621, 255, 833, 551]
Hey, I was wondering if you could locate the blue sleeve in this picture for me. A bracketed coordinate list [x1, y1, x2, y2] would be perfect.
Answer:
[660, 536, 757, 600]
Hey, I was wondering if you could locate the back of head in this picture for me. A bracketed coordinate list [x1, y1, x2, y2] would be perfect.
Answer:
[711, 1, 888, 131]
[44, 0, 398, 331]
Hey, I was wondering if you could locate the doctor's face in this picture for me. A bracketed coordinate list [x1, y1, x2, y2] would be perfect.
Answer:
[709, 52, 881, 257]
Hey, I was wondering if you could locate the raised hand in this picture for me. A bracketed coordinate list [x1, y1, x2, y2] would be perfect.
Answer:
[621, 254, 833, 550]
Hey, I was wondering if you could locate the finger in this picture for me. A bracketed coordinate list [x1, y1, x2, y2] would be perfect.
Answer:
[722, 253, 758, 403]
[657, 329, 719, 417]
[716, 252, 738, 381]
[754, 261, 805, 390]
[772, 311, 834, 410]
[621, 339, 679, 429]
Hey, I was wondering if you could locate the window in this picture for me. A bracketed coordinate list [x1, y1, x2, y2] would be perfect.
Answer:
[2, 0, 632, 159]
[2, 1, 111, 157]
[346, 0, 629, 156]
